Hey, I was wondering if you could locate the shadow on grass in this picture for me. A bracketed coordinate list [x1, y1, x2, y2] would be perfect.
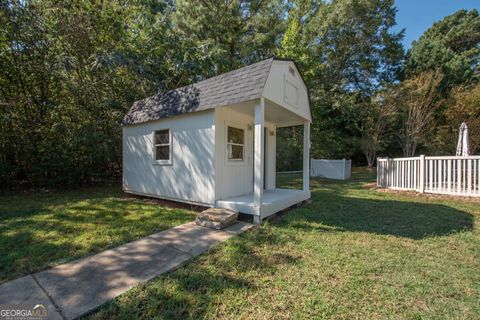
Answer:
[279, 188, 474, 240]
[87, 170, 474, 319]
[0, 190, 196, 283]
[85, 228, 297, 320]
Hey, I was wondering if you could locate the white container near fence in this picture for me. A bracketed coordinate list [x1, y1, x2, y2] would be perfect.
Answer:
[311, 159, 351, 180]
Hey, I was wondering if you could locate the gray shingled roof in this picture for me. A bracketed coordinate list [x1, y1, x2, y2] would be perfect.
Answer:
[122, 58, 274, 125]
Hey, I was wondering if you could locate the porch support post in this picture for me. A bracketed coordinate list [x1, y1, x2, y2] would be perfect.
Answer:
[254, 98, 265, 219]
[303, 121, 310, 191]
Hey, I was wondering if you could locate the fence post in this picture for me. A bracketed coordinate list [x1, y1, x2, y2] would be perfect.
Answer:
[377, 158, 381, 187]
[419, 155, 425, 193]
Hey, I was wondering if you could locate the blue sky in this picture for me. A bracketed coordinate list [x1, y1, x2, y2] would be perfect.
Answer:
[393, 0, 480, 49]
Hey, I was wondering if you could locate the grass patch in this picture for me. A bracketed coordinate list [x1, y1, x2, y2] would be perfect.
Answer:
[88, 168, 480, 319]
[0, 187, 196, 283]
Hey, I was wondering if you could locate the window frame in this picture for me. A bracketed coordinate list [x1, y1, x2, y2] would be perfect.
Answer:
[226, 124, 246, 162]
[152, 129, 172, 165]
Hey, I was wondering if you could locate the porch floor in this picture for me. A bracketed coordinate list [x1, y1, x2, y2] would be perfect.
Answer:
[216, 188, 311, 220]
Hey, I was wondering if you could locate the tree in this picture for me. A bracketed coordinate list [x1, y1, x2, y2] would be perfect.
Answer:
[398, 70, 444, 157]
[276, 126, 304, 172]
[0, 0, 180, 188]
[307, 0, 404, 93]
[0, 0, 412, 188]
[278, 0, 404, 160]
[0, 0, 292, 189]
[358, 87, 399, 167]
[406, 9, 480, 89]
[173, 0, 287, 77]
[445, 84, 480, 154]
[403, 9, 479, 156]
[277, 0, 318, 67]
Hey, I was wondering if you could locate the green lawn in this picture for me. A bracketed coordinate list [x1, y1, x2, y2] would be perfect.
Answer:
[87, 168, 480, 320]
[0, 187, 196, 283]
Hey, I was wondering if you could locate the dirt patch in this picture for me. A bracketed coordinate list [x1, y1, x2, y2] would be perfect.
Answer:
[123, 193, 208, 212]
[362, 182, 377, 190]
[376, 187, 480, 203]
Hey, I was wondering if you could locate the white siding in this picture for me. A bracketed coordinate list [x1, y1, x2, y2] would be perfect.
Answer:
[214, 102, 276, 200]
[123, 111, 215, 205]
[262, 60, 312, 122]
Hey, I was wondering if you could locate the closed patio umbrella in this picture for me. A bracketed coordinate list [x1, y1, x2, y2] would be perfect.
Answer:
[456, 122, 471, 156]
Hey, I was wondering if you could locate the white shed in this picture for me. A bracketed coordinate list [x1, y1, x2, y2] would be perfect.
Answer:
[122, 57, 312, 223]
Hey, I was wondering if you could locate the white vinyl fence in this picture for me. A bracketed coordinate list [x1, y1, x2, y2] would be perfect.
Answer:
[377, 155, 480, 197]
[311, 159, 351, 180]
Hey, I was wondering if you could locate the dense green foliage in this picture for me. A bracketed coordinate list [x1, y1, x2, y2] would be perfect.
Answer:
[402, 9, 480, 156]
[278, 0, 405, 167]
[276, 126, 304, 171]
[174, 0, 286, 75]
[0, 1, 181, 187]
[446, 83, 480, 153]
[406, 9, 480, 88]
[0, 0, 288, 188]
[0, 1, 479, 186]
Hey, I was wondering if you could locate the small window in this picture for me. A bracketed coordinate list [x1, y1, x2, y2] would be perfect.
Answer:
[227, 126, 244, 161]
[154, 129, 171, 162]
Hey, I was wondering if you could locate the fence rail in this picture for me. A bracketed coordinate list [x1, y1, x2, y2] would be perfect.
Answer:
[377, 155, 480, 197]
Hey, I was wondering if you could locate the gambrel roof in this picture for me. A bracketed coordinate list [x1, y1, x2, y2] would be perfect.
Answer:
[122, 58, 275, 126]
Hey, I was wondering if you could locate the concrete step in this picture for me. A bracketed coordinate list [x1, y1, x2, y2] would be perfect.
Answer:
[195, 208, 239, 230]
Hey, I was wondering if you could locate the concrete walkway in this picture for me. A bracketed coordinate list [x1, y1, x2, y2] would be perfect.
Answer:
[0, 221, 253, 320]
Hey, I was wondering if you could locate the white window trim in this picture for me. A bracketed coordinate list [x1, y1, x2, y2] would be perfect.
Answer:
[225, 123, 246, 164]
[152, 129, 172, 165]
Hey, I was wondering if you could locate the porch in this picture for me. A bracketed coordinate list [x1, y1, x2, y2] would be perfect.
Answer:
[215, 96, 312, 224]
[216, 188, 311, 221]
